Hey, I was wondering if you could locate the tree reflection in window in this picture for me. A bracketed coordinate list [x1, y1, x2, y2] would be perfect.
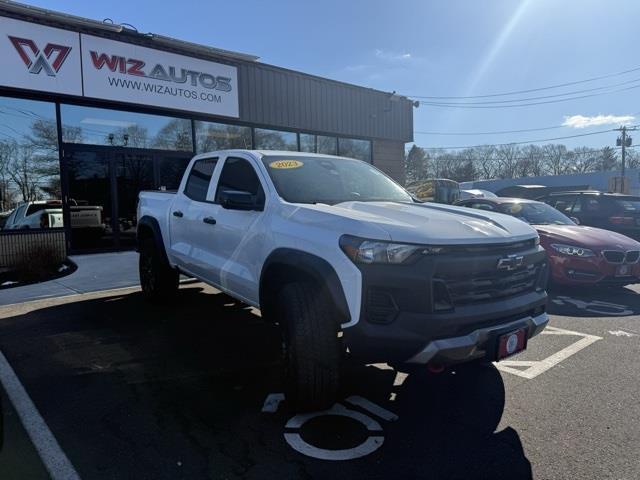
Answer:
[0, 97, 62, 218]
[195, 121, 251, 153]
[60, 105, 193, 152]
[254, 128, 297, 151]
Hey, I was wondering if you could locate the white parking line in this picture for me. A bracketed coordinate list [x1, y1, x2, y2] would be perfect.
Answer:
[0, 350, 80, 480]
[496, 326, 602, 379]
[345, 395, 399, 422]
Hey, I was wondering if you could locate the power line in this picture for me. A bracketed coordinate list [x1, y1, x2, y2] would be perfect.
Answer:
[413, 77, 640, 104]
[412, 77, 640, 103]
[414, 125, 566, 136]
[418, 128, 615, 150]
[408, 64, 640, 99]
[419, 84, 640, 108]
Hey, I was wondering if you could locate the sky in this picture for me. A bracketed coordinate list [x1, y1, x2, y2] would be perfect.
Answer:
[24, 0, 640, 151]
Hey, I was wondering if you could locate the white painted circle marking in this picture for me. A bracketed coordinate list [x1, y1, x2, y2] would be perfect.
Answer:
[284, 403, 384, 461]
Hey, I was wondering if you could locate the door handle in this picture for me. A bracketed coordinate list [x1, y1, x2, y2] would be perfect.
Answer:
[203, 217, 217, 225]
[172, 210, 183, 218]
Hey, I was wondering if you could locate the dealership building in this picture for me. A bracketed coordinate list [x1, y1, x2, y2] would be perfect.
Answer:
[0, 1, 413, 255]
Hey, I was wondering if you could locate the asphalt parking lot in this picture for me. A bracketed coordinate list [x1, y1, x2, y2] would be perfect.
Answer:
[0, 282, 638, 479]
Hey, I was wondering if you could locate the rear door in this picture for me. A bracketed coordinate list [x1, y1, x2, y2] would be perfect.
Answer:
[168, 157, 220, 276]
[576, 195, 608, 228]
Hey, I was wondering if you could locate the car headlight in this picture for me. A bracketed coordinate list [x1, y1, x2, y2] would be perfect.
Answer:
[339, 235, 441, 264]
[550, 243, 595, 257]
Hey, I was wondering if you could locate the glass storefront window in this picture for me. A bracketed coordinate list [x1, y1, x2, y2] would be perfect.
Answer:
[195, 121, 251, 153]
[0, 96, 62, 228]
[338, 138, 371, 162]
[254, 128, 297, 151]
[299, 133, 315, 153]
[60, 105, 193, 151]
[318, 135, 337, 155]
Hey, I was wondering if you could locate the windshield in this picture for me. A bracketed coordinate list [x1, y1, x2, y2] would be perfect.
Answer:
[261, 155, 413, 205]
[498, 202, 574, 225]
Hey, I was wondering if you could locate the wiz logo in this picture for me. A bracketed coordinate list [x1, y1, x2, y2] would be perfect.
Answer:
[8, 36, 72, 76]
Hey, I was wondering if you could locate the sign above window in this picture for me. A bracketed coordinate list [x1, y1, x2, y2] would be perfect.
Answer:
[80, 35, 239, 118]
[0, 16, 82, 96]
[0, 16, 240, 119]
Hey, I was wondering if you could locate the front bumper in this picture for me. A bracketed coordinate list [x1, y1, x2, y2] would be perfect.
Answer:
[343, 242, 549, 365]
[406, 312, 548, 364]
[550, 254, 640, 286]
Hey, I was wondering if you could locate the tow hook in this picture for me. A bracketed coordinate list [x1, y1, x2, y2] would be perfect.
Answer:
[427, 363, 445, 374]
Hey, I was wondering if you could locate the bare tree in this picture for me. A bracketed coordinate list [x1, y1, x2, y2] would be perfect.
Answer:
[495, 144, 520, 179]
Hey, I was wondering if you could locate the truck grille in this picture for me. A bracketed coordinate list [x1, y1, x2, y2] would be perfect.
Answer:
[436, 264, 541, 306]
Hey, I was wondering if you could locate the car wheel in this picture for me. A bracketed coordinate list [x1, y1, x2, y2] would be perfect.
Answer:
[139, 239, 179, 302]
[278, 282, 342, 412]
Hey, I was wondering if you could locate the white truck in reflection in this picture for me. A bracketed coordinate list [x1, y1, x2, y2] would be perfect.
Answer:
[3, 200, 105, 237]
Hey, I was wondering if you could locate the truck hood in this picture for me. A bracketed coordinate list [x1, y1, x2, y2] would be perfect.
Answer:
[301, 201, 538, 245]
[535, 224, 640, 250]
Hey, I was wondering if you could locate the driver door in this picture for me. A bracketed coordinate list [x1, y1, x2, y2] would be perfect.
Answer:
[207, 155, 267, 304]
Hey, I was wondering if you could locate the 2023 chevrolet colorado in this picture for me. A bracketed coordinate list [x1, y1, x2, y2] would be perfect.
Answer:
[137, 150, 549, 411]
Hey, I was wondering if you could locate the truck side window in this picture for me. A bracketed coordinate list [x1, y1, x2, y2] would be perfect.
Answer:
[184, 158, 218, 202]
[469, 202, 495, 211]
[550, 195, 576, 215]
[215, 157, 265, 207]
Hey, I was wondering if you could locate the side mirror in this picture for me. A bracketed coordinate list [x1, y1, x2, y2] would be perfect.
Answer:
[570, 217, 580, 225]
[219, 190, 261, 211]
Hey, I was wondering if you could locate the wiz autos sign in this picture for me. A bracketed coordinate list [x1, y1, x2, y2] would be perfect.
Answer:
[0, 16, 82, 95]
[81, 35, 239, 118]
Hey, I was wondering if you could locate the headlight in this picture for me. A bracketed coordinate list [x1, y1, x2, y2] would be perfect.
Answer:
[550, 243, 595, 257]
[339, 235, 440, 264]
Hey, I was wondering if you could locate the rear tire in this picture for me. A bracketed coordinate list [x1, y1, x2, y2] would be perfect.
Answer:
[278, 282, 342, 412]
[139, 239, 179, 302]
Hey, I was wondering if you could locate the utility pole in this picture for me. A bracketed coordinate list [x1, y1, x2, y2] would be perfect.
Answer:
[615, 125, 637, 192]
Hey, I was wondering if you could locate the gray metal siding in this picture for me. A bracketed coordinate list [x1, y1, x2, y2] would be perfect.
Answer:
[238, 63, 413, 142]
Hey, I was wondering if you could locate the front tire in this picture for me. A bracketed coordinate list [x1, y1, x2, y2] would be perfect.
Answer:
[139, 239, 179, 302]
[278, 283, 342, 412]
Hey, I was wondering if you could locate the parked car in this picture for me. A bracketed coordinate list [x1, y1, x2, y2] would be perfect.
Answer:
[495, 184, 590, 199]
[456, 197, 640, 286]
[405, 178, 460, 204]
[459, 189, 498, 200]
[138, 150, 548, 411]
[539, 191, 640, 240]
[4, 200, 105, 236]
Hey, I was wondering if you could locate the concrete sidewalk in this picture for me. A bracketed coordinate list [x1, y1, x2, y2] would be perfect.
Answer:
[0, 251, 139, 306]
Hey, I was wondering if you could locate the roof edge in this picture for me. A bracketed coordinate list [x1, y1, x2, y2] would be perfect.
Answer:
[0, 0, 260, 63]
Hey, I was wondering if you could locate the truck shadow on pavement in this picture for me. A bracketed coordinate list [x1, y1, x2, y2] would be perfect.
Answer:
[546, 284, 640, 317]
[0, 284, 531, 480]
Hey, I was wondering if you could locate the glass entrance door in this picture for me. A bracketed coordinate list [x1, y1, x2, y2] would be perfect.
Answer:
[64, 150, 115, 250]
[62, 145, 192, 252]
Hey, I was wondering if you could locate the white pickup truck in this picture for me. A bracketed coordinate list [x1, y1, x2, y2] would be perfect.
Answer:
[4, 200, 105, 236]
[138, 150, 549, 411]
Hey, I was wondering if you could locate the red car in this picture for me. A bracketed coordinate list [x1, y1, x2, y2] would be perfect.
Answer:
[456, 197, 640, 286]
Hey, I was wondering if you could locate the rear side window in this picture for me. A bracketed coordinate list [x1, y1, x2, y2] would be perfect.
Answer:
[184, 158, 218, 201]
[468, 202, 495, 211]
[612, 197, 640, 212]
[581, 197, 604, 213]
[548, 195, 577, 215]
[26, 203, 61, 216]
[215, 157, 264, 205]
